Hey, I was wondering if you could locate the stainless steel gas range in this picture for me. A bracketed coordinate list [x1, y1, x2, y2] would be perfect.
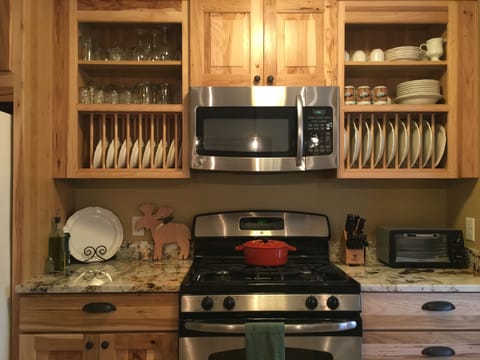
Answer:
[179, 211, 362, 360]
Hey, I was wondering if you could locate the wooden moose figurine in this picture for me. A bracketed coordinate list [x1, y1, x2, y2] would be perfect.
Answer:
[135, 204, 191, 260]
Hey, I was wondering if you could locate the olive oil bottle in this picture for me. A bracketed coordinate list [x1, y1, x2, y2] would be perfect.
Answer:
[48, 213, 65, 272]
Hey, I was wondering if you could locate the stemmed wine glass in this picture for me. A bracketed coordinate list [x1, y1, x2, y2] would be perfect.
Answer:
[133, 28, 149, 61]
[150, 26, 171, 61]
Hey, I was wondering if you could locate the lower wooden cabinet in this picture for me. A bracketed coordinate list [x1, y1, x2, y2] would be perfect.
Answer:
[18, 293, 179, 360]
[362, 292, 480, 359]
[20, 332, 177, 360]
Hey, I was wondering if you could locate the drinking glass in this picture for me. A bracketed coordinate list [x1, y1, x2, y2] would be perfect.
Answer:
[150, 26, 171, 61]
[133, 29, 149, 61]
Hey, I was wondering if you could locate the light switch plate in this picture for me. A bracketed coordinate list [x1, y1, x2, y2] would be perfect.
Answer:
[132, 216, 144, 236]
[465, 217, 475, 241]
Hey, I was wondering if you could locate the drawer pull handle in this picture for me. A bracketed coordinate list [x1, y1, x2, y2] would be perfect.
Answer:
[422, 346, 455, 357]
[421, 301, 455, 311]
[82, 302, 116, 313]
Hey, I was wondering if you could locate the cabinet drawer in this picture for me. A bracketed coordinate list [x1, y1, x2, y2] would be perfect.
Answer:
[363, 331, 480, 359]
[362, 293, 480, 330]
[19, 293, 179, 333]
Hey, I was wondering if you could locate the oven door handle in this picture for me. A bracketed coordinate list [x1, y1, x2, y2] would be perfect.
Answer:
[184, 320, 358, 334]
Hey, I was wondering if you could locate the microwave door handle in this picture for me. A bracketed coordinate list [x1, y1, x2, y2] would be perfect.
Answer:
[184, 320, 358, 334]
[296, 94, 304, 167]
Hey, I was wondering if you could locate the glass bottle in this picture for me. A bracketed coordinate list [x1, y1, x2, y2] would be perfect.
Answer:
[133, 28, 149, 61]
[48, 213, 65, 272]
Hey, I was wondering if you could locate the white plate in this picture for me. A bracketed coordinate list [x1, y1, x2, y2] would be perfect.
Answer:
[350, 121, 360, 167]
[410, 121, 421, 167]
[398, 120, 409, 167]
[394, 93, 443, 105]
[154, 139, 164, 168]
[422, 121, 433, 167]
[93, 139, 103, 168]
[118, 139, 128, 168]
[64, 207, 123, 263]
[106, 139, 117, 168]
[142, 140, 156, 168]
[343, 128, 349, 162]
[373, 120, 385, 167]
[361, 119, 373, 167]
[435, 124, 447, 167]
[386, 120, 397, 167]
[130, 140, 140, 168]
[167, 139, 176, 168]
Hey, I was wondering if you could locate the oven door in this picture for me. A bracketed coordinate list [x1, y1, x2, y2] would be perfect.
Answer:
[179, 319, 362, 360]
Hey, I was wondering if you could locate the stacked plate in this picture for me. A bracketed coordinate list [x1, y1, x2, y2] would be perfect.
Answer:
[385, 46, 423, 61]
[395, 79, 443, 105]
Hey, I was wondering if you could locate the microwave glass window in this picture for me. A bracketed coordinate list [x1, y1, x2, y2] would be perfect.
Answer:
[196, 107, 297, 156]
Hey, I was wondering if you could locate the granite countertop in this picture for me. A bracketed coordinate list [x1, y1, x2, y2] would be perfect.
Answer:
[337, 261, 480, 292]
[16, 257, 480, 294]
[16, 259, 192, 294]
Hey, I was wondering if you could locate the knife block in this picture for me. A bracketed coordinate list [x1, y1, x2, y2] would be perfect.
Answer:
[340, 231, 365, 265]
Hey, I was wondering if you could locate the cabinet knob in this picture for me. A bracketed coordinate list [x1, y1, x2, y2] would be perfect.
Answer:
[85, 341, 94, 350]
[253, 75, 261, 84]
[267, 75, 274, 85]
[421, 301, 455, 311]
[101, 341, 109, 349]
[82, 302, 117, 313]
[422, 346, 455, 357]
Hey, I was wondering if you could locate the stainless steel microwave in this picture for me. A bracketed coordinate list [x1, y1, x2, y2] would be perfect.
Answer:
[376, 226, 467, 268]
[189, 86, 339, 172]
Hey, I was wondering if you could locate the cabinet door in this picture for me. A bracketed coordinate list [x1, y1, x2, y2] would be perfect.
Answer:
[0, 0, 10, 71]
[265, 0, 337, 86]
[190, 0, 263, 86]
[101, 333, 177, 360]
[19, 334, 98, 360]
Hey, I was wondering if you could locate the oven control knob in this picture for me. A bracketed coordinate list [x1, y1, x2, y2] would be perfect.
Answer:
[326, 296, 340, 310]
[305, 296, 318, 310]
[223, 296, 236, 310]
[201, 296, 214, 311]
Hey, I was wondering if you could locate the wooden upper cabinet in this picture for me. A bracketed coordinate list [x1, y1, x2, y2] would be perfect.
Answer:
[0, 0, 11, 72]
[190, 0, 337, 86]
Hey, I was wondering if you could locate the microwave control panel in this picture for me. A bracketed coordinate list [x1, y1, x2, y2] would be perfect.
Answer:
[304, 107, 334, 155]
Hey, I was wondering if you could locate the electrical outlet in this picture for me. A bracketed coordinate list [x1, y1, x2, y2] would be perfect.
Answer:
[132, 216, 144, 236]
[466, 217, 475, 241]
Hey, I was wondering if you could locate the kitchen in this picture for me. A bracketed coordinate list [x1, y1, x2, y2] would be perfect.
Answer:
[2, 0, 480, 359]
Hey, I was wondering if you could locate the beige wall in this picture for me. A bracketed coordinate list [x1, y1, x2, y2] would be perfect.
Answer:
[72, 173, 449, 248]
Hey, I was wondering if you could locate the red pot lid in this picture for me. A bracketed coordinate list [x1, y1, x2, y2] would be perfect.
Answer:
[242, 239, 289, 249]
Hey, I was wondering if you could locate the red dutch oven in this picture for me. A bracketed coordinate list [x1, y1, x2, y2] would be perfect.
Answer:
[234, 239, 297, 266]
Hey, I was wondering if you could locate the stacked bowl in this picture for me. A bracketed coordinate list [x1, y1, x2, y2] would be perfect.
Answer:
[394, 79, 443, 105]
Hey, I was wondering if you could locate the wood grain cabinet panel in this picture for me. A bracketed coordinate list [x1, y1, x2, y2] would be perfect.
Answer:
[18, 294, 179, 360]
[190, 0, 337, 86]
[362, 293, 480, 359]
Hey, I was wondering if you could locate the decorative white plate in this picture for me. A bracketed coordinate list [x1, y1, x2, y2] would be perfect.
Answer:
[93, 140, 103, 168]
[343, 128, 349, 162]
[373, 119, 385, 167]
[130, 140, 140, 168]
[106, 139, 117, 168]
[350, 121, 360, 167]
[167, 139, 176, 168]
[410, 121, 421, 167]
[398, 120, 409, 167]
[422, 121, 433, 167]
[142, 140, 156, 168]
[64, 207, 123, 263]
[361, 119, 373, 167]
[435, 124, 447, 167]
[394, 93, 443, 105]
[154, 139, 164, 168]
[118, 139, 128, 168]
[386, 120, 397, 167]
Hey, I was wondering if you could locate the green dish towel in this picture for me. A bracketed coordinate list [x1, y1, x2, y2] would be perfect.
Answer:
[245, 322, 285, 360]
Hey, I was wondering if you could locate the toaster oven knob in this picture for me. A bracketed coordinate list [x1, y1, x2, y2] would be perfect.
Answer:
[223, 296, 236, 310]
[326, 296, 339, 310]
[201, 296, 214, 311]
[305, 296, 318, 310]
